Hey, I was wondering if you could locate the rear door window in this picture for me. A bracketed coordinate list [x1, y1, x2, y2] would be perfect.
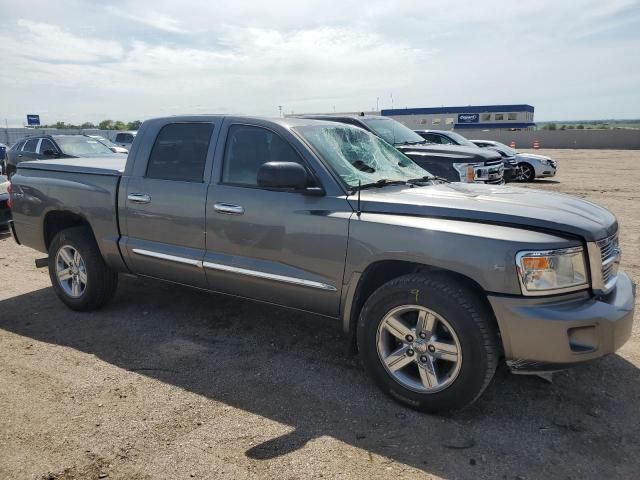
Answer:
[146, 123, 214, 182]
[23, 138, 39, 153]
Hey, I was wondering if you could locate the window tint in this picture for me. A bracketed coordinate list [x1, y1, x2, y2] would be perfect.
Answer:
[146, 123, 213, 182]
[481, 113, 491, 121]
[495, 113, 504, 121]
[508, 113, 517, 120]
[23, 138, 39, 153]
[222, 125, 304, 186]
[39, 139, 57, 154]
[116, 133, 134, 143]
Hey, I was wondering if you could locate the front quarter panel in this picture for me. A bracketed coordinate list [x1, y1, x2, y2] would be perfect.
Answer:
[344, 213, 581, 296]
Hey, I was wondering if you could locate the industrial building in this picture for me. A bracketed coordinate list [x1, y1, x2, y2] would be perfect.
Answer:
[382, 104, 535, 131]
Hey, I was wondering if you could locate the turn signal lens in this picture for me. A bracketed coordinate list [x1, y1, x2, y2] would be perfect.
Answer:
[522, 257, 550, 270]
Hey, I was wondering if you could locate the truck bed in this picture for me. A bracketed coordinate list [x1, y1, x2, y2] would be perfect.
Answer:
[17, 156, 126, 176]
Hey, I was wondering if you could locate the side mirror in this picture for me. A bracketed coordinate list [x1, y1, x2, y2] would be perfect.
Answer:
[43, 149, 59, 157]
[258, 162, 320, 193]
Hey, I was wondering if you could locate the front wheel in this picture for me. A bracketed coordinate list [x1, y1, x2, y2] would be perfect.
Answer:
[357, 273, 499, 413]
[518, 163, 535, 182]
[48, 226, 118, 311]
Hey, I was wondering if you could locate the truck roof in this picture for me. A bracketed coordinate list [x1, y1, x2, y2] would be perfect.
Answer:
[18, 157, 126, 176]
[143, 115, 340, 130]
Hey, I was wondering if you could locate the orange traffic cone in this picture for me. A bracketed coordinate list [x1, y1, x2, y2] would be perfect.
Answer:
[510, 141, 516, 149]
[533, 139, 540, 150]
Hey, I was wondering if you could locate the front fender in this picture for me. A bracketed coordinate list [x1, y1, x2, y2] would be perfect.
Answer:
[341, 213, 580, 330]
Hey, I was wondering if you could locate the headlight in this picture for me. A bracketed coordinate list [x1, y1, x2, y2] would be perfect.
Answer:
[540, 158, 552, 165]
[516, 247, 588, 295]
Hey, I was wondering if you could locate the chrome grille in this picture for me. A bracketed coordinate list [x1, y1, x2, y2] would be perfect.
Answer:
[596, 232, 620, 291]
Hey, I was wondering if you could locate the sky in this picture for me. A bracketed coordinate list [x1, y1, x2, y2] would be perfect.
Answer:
[0, 0, 639, 126]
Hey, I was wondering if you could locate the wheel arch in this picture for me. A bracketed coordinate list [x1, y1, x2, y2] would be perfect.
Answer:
[343, 260, 501, 353]
[43, 210, 96, 252]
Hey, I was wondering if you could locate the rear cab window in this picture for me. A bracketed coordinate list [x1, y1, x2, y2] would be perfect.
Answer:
[145, 123, 214, 182]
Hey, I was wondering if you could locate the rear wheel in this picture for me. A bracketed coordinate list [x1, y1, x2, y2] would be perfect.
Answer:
[48, 226, 118, 311]
[357, 273, 499, 413]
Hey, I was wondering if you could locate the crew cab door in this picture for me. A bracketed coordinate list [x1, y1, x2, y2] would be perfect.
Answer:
[203, 119, 351, 316]
[120, 121, 219, 288]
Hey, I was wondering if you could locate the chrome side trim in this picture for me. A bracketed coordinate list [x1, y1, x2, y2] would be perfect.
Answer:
[132, 248, 203, 267]
[202, 261, 337, 291]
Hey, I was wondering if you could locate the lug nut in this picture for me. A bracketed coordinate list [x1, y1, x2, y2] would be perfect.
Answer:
[419, 332, 427, 339]
[407, 349, 415, 356]
[420, 355, 428, 363]
[406, 335, 414, 342]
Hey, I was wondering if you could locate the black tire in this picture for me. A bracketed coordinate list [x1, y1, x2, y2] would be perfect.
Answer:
[518, 163, 535, 182]
[357, 273, 499, 413]
[48, 226, 118, 311]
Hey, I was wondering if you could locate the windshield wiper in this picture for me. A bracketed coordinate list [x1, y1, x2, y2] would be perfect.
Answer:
[406, 175, 450, 184]
[350, 179, 407, 192]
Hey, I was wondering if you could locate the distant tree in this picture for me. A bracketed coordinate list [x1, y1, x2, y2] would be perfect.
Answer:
[547, 123, 557, 131]
[54, 121, 66, 129]
[126, 120, 142, 130]
[114, 120, 127, 130]
[99, 120, 114, 130]
[577, 124, 585, 129]
[81, 122, 96, 129]
[560, 125, 567, 130]
[567, 125, 575, 129]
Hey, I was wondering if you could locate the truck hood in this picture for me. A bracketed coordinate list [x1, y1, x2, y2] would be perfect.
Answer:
[354, 182, 616, 241]
[396, 144, 502, 163]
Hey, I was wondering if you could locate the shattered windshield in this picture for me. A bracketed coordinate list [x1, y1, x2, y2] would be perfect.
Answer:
[294, 124, 431, 189]
[359, 117, 426, 145]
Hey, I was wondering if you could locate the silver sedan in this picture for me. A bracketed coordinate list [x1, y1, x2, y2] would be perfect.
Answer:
[471, 140, 557, 182]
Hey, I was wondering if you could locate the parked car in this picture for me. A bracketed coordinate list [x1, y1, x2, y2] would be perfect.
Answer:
[113, 131, 137, 151]
[415, 130, 518, 181]
[471, 140, 557, 182]
[298, 115, 504, 184]
[8, 115, 635, 413]
[5, 134, 124, 178]
[88, 135, 129, 154]
[0, 175, 10, 229]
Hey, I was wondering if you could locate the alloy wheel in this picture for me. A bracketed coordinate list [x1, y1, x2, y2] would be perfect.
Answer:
[376, 305, 462, 393]
[55, 245, 87, 298]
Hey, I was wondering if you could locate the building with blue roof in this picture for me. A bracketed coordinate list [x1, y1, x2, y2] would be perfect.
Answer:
[382, 104, 535, 131]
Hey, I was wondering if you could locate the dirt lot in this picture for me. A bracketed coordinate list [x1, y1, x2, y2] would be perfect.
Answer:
[1, 149, 638, 480]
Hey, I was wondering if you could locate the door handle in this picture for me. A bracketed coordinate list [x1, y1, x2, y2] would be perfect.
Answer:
[17, 154, 23, 158]
[127, 193, 151, 204]
[214, 203, 244, 215]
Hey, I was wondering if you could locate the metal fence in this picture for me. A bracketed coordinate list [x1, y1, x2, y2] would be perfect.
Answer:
[2, 126, 639, 150]
[1, 128, 121, 147]
[456, 128, 640, 150]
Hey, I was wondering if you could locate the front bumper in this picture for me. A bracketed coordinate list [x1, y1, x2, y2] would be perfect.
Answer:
[488, 270, 635, 372]
[537, 163, 557, 178]
[0, 194, 11, 228]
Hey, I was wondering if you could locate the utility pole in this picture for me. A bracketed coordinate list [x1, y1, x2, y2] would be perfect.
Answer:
[278, 105, 283, 118]
[390, 93, 394, 110]
[376, 97, 379, 112]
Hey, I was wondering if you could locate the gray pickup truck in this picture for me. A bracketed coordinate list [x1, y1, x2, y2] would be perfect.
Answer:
[8, 115, 635, 413]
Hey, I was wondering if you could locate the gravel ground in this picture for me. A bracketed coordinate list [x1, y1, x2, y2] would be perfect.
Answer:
[0, 149, 638, 480]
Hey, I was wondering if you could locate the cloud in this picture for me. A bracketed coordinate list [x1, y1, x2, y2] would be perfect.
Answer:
[14, 20, 123, 63]
[0, 0, 638, 124]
